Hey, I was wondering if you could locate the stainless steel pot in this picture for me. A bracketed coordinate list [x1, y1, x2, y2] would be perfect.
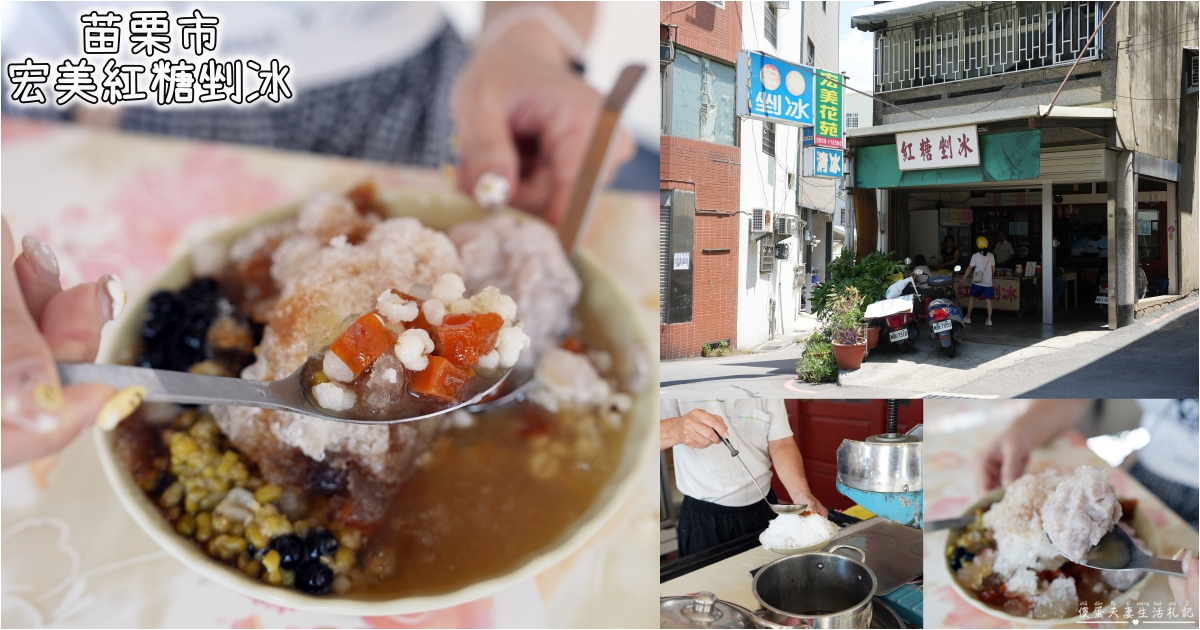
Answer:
[661, 591, 760, 628]
[751, 545, 878, 629]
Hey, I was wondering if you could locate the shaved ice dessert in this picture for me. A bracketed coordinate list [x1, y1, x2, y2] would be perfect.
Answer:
[759, 510, 839, 551]
[948, 466, 1145, 619]
[113, 182, 639, 598]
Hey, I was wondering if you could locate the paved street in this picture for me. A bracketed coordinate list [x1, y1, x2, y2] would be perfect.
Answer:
[659, 295, 1199, 399]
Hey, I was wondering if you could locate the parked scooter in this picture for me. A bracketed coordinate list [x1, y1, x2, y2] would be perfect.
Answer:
[924, 266, 965, 358]
[1095, 268, 1148, 313]
[864, 276, 921, 352]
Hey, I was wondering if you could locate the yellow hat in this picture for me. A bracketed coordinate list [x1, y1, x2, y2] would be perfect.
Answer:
[976, 236, 989, 250]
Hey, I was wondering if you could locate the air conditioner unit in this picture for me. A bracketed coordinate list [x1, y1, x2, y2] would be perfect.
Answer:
[660, 41, 675, 65]
[759, 236, 775, 273]
[775, 242, 790, 260]
[774, 215, 795, 237]
[751, 208, 772, 232]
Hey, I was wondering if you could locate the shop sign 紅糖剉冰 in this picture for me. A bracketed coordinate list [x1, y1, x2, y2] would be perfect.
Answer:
[803, 146, 843, 178]
[896, 125, 980, 171]
[736, 51, 814, 128]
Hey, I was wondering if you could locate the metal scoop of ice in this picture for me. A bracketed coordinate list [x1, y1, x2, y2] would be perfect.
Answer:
[719, 437, 807, 515]
[1044, 527, 1185, 577]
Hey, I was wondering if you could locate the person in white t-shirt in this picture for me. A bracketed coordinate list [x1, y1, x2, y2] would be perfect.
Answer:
[993, 230, 1016, 267]
[660, 399, 827, 557]
[959, 236, 997, 326]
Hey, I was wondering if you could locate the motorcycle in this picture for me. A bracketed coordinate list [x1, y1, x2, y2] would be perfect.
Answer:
[864, 277, 921, 352]
[924, 267, 965, 358]
[1095, 268, 1148, 312]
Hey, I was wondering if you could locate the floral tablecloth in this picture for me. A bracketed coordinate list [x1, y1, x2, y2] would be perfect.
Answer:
[923, 400, 1199, 629]
[0, 118, 660, 628]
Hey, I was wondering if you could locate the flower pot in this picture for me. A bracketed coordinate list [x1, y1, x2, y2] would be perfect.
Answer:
[866, 326, 880, 349]
[831, 341, 867, 371]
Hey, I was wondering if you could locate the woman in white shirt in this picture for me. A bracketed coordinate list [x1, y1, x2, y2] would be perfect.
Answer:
[959, 235, 996, 326]
[660, 399, 827, 557]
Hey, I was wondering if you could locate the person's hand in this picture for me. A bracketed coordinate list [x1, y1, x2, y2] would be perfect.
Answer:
[451, 12, 635, 227]
[792, 491, 828, 519]
[977, 427, 1033, 492]
[1168, 549, 1198, 619]
[669, 408, 729, 450]
[2, 216, 129, 468]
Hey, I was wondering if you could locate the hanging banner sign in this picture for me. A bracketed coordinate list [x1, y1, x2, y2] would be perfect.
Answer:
[895, 125, 980, 171]
[813, 69, 843, 148]
[736, 50, 815, 127]
[803, 146, 843, 178]
[939, 208, 973, 225]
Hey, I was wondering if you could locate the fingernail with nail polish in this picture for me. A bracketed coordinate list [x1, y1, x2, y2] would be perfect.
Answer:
[96, 385, 146, 431]
[97, 273, 126, 322]
[473, 173, 510, 209]
[21, 234, 60, 284]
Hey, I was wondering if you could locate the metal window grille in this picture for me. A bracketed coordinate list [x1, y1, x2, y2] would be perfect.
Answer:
[1190, 54, 1198, 89]
[845, 112, 860, 128]
[763, 122, 776, 157]
[873, 1, 1104, 94]
[759, 235, 776, 273]
[765, 4, 778, 48]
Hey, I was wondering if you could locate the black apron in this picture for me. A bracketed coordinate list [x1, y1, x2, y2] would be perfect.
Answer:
[677, 489, 778, 558]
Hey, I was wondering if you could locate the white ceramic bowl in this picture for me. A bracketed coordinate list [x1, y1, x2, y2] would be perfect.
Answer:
[943, 487, 1160, 626]
[93, 189, 656, 615]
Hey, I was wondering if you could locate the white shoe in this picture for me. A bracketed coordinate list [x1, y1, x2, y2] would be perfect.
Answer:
[963, 316, 971, 324]
[985, 319, 993, 326]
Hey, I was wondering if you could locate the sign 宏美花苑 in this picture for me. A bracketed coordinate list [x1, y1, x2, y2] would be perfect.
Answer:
[803, 146, 843, 178]
[736, 51, 814, 127]
[896, 125, 980, 171]
[813, 69, 842, 148]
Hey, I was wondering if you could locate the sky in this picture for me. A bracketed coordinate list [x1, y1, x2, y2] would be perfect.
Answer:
[839, 0, 875, 93]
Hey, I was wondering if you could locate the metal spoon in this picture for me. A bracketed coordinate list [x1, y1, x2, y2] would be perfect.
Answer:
[58, 361, 512, 425]
[1045, 527, 1185, 577]
[719, 437, 807, 516]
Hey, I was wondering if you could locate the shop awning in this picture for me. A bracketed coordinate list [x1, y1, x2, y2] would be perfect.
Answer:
[850, 1, 981, 32]
[845, 105, 1115, 141]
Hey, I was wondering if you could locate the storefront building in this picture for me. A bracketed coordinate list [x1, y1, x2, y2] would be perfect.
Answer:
[736, 2, 841, 351]
[846, 1, 1198, 328]
[660, 2, 743, 359]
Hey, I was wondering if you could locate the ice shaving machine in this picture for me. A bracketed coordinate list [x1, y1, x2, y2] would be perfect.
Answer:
[835, 400, 923, 529]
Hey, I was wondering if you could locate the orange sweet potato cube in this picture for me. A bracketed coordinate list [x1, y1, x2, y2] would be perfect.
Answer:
[410, 355, 475, 402]
[330, 313, 395, 377]
[438, 314, 479, 367]
[473, 312, 505, 355]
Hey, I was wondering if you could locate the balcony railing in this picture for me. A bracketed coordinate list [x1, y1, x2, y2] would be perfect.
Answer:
[874, 1, 1104, 94]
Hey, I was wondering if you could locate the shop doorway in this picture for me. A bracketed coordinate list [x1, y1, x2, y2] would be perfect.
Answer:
[1137, 200, 1168, 296]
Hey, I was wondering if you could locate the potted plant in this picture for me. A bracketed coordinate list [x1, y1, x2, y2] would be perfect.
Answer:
[826, 287, 867, 371]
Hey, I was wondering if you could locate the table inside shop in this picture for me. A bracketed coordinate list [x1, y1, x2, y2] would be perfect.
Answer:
[0, 119, 659, 628]
[660, 511, 924, 628]
[924, 404, 1197, 629]
[1061, 270, 1078, 310]
[954, 274, 1040, 317]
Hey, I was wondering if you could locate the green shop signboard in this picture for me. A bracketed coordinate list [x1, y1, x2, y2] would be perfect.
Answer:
[854, 130, 1041, 188]
[814, 69, 842, 148]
